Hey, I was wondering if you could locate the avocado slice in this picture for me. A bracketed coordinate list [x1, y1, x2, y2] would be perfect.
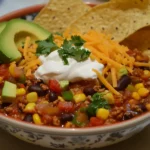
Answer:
[0, 22, 7, 34]
[0, 19, 50, 63]
[2, 81, 17, 103]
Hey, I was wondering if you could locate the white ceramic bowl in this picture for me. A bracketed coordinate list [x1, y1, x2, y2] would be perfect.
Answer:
[0, 112, 149, 149]
[0, 4, 150, 150]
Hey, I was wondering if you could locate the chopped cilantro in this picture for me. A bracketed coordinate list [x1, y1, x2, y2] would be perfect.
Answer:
[58, 36, 90, 65]
[87, 93, 110, 116]
[70, 35, 85, 47]
[62, 39, 72, 50]
[71, 47, 91, 62]
[35, 34, 90, 64]
[36, 34, 58, 56]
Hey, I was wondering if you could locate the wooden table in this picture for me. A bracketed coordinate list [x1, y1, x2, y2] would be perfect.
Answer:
[0, 126, 149, 150]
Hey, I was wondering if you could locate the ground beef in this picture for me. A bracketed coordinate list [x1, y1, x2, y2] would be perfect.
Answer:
[110, 106, 125, 121]
[52, 116, 60, 126]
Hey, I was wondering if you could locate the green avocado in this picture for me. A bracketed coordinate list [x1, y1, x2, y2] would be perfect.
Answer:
[2, 81, 17, 103]
[59, 80, 69, 90]
[0, 22, 7, 34]
[118, 67, 128, 78]
[0, 19, 50, 63]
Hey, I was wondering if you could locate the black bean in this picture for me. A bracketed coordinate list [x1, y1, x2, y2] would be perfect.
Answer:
[48, 91, 58, 102]
[116, 75, 131, 91]
[138, 104, 147, 112]
[123, 111, 138, 120]
[28, 84, 47, 96]
[36, 79, 44, 85]
[60, 113, 74, 123]
[23, 114, 33, 123]
[0, 103, 11, 109]
[83, 87, 96, 96]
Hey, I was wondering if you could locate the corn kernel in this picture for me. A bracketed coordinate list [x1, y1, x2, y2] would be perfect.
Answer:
[33, 114, 42, 125]
[135, 83, 144, 90]
[104, 92, 115, 104]
[73, 93, 86, 103]
[58, 96, 65, 102]
[24, 103, 36, 113]
[132, 92, 140, 101]
[146, 103, 150, 111]
[16, 88, 26, 96]
[126, 84, 136, 92]
[138, 88, 149, 97]
[9, 63, 16, 77]
[26, 92, 38, 103]
[144, 70, 150, 78]
[96, 108, 110, 120]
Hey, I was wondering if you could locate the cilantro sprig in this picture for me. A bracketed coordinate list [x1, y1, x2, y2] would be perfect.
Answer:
[36, 34, 58, 56]
[36, 34, 90, 65]
[58, 36, 90, 65]
[70, 35, 85, 47]
[87, 93, 110, 116]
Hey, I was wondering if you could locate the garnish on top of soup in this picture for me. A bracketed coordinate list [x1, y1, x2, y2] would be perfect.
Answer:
[0, 18, 150, 128]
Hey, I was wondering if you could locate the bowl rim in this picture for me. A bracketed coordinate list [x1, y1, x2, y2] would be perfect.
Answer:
[0, 3, 150, 135]
[0, 3, 96, 22]
[0, 4, 45, 22]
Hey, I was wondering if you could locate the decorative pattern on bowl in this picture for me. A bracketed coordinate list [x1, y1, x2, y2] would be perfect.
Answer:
[20, 13, 38, 21]
[0, 115, 149, 149]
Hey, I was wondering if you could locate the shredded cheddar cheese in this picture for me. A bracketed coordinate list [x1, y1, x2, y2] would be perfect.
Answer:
[134, 62, 150, 67]
[111, 67, 117, 88]
[102, 64, 110, 76]
[54, 34, 64, 47]
[93, 69, 120, 95]
[17, 30, 150, 96]
[83, 31, 133, 72]
[18, 37, 41, 77]
[81, 31, 135, 94]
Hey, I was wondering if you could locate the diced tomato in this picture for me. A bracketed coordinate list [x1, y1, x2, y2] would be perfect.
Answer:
[115, 100, 122, 107]
[89, 117, 104, 127]
[58, 101, 75, 113]
[49, 79, 61, 93]
[14, 67, 24, 78]
[0, 64, 10, 79]
[36, 103, 60, 115]
[18, 83, 25, 88]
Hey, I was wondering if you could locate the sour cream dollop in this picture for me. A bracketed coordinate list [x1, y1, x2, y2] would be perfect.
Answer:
[34, 50, 104, 83]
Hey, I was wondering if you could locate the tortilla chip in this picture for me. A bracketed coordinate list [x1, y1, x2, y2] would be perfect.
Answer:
[69, 1, 150, 42]
[110, 0, 149, 7]
[34, 0, 91, 33]
[121, 26, 150, 51]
